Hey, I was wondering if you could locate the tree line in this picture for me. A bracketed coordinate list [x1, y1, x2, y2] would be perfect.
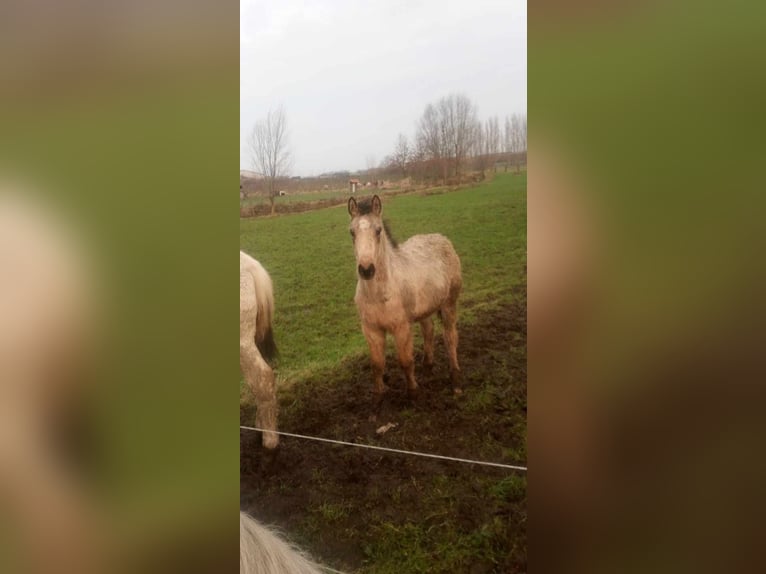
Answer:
[245, 95, 526, 212]
[384, 94, 526, 183]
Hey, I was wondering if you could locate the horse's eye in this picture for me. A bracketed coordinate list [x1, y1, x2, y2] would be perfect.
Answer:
[350, 230, 356, 239]
[375, 227, 381, 237]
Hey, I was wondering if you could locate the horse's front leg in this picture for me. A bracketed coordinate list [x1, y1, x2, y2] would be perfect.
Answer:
[362, 323, 387, 420]
[393, 322, 417, 398]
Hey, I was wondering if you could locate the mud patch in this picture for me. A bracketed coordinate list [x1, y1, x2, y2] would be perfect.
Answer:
[241, 294, 526, 573]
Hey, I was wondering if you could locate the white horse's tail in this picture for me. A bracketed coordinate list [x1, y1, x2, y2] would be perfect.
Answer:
[240, 512, 324, 574]
[255, 304, 278, 363]
[241, 252, 278, 362]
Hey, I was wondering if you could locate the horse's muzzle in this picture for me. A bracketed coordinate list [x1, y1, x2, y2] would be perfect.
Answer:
[358, 263, 376, 280]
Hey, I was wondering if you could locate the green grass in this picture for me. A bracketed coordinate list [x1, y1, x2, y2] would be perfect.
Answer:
[240, 172, 526, 383]
[313, 501, 353, 522]
[360, 473, 527, 574]
[241, 172, 527, 572]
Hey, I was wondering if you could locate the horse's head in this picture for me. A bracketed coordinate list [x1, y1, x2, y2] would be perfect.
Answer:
[348, 194, 384, 280]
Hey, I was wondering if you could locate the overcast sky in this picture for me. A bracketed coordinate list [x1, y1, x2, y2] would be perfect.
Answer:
[240, 0, 526, 176]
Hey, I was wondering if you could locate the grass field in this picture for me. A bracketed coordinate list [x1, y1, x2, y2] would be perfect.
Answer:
[240, 173, 526, 382]
[240, 172, 527, 573]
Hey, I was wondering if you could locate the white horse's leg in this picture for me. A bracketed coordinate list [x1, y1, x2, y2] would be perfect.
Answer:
[240, 272, 279, 450]
[240, 342, 279, 449]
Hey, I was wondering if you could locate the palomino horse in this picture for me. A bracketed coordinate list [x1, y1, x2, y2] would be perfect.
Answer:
[240, 511, 324, 574]
[348, 195, 462, 409]
[239, 251, 279, 449]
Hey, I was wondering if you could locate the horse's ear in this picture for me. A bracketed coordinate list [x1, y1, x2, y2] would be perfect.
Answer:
[348, 197, 358, 217]
[372, 195, 382, 216]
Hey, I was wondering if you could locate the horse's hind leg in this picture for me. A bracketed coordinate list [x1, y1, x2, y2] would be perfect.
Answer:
[420, 317, 435, 376]
[440, 302, 462, 395]
[240, 342, 279, 449]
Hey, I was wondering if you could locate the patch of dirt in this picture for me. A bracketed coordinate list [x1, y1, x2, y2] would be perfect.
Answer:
[241, 294, 526, 573]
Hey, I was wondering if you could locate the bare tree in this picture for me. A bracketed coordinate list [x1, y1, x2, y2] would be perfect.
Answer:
[509, 112, 527, 173]
[410, 97, 520, 184]
[390, 133, 410, 178]
[456, 95, 478, 178]
[472, 120, 489, 178]
[521, 112, 527, 153]
[417, 102, 445, 183]
[504, 116, 512, 172]
[409, 136, 428, 182]
[249, 106, 291, 216]
[486, 115, 501, 172]
[438, 93, 477, 180]
[415, 94, 477, 184]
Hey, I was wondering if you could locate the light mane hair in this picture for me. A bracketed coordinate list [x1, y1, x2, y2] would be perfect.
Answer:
[239, 512, 324, 574]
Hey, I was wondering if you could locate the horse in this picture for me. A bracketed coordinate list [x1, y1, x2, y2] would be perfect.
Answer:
[240, 251, 279, 449]
[240, 511, 324, 574]
[347, 194, 462, 410]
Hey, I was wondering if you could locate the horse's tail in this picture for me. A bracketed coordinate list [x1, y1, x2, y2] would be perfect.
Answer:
[256, 323, 278, 363]
[251, 257, 279, 362]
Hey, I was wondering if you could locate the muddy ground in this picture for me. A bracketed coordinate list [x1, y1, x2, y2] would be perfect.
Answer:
[240, 293, 526, 573]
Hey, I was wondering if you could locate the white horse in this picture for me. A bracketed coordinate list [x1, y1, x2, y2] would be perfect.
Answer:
[240, 512, 324, 574]
[240, 251, 279, 449]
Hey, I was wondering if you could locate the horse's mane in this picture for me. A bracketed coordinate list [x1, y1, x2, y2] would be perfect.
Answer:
[383, 220, 398, 248]
[354, 197, 399, 248]
[354, 197, 376, 215]
[240, 512, 324, 574]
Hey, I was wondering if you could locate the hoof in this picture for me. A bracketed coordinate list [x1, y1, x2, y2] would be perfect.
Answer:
[407, 386, 419, 400]
[450, 371, 462, 395]
[260, 445, 280, 473]
[262, 433, 279, 451]
[370, 391, 386, 422]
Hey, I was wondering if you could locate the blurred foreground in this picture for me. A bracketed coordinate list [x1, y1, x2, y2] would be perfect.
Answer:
[2, 1, 765, 573]
[530, 1, 766, 573]
[0, 2, 239, 573]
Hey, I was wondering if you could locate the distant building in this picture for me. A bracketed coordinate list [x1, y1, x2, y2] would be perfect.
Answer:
[349, 178, 360, 193]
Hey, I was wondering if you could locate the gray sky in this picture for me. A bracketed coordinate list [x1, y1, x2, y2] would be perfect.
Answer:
[240, 0, 526, 176]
